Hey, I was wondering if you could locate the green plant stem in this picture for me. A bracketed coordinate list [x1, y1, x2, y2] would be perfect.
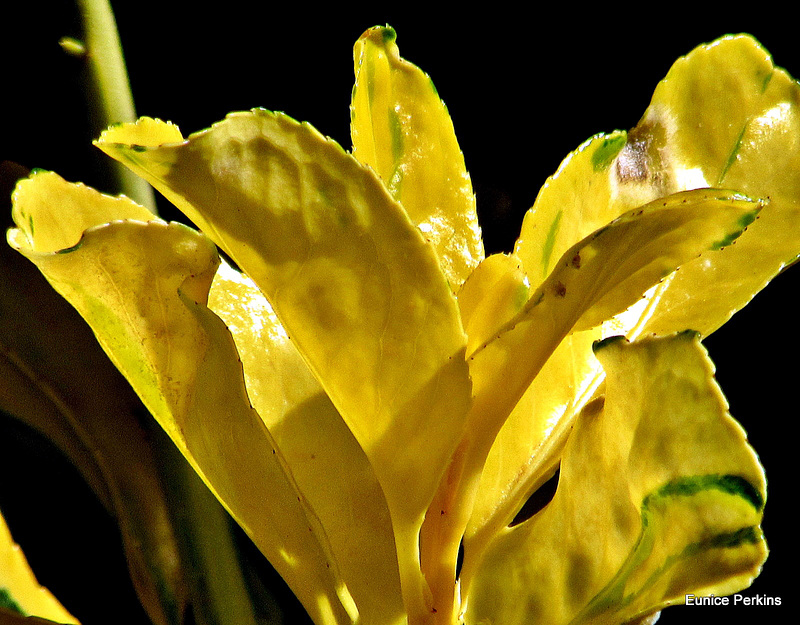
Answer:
[155, 431, 265, 625]
[68, 4, 265, 623]
[76, 0, 156, 211]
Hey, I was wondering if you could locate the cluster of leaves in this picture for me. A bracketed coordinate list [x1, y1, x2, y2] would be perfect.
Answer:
[2, 25, 799, 625]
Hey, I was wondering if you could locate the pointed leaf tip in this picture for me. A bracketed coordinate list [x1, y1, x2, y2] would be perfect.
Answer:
[351, 24, 483, 290]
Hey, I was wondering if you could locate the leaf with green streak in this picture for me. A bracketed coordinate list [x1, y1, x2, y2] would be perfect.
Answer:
[426, 188, 761, 607]
[465, 332, 766, 625]
[468, 140, 759, 540]
[97, 112, 473, 621]
[463, 32, 800, 557]
[514, 131, 638, 289]
[8, 173, 356, 625]
[466, 188, 762, 451]
[516, 36, 800, 341]
[1, 506, 78, 623]
[351, 26, 484, 290]
[207, 262, 405, 625]
[463, 128, 681, 591]
[622, 34, 800, 336]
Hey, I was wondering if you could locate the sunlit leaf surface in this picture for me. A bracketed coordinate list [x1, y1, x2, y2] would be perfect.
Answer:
[96, 110, 473, 620]
[351, 26, 484, 290]
[6, 29, 796, 625]
[466, 189, 762, 451]
[422, 188, 762, 616]
[465, 34, 800, 588]
[514, 35, 800, 341]
[8, 172, 356, 625]
[466, 333, 766, 625]
[627, 34, 800, 336]
[208, 263, 405, 625]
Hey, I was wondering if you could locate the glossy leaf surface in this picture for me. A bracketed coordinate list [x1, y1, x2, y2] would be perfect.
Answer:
[423, 188, 761, 614]
[466, 333, 767, 625]
[456, 253, 528, 358]
[629, 34, 800, 336]
[351, 26, 484, 290]
[97, 112, 472, 525]
[514, 35, 800, 341]
[514, 131, 636, 289]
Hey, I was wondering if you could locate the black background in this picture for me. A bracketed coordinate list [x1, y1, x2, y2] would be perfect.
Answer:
[1, 2, 796, 624]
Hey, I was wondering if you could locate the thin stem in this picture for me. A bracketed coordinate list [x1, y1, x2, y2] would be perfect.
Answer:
[65, 4, 264, 623]
[155, 431, 265, 625]
[75, 0, 156, 212]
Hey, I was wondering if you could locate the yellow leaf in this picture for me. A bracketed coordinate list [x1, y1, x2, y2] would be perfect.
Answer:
[456, 253, 527, 357]
[97, 112, 471, 516]
[513, 36, 800, 341]
[423, 188, 761, 613]
[514, 131, 639, 289]
[462, 327, 603, 582]
[10, 172, 153, 253]
[467, 188, 762, 449]
[461, 133, 659, 565]
[466, 332, 766, 625]
[208, 263, 405, 625]
[0, 506, 79, 624]
[463, 35, 799, 596]
[102, 116, 183, 147]
[609, 34, 800, 337]
[1, 185, 192, 625]
[97, 111, 473, 621]
[351, 26, 484, 290]
[8, 172, 355, 625]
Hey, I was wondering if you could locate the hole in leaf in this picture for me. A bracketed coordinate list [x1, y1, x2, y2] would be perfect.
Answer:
[455, 537, 465, 580]
[509, 468, 560, 527]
